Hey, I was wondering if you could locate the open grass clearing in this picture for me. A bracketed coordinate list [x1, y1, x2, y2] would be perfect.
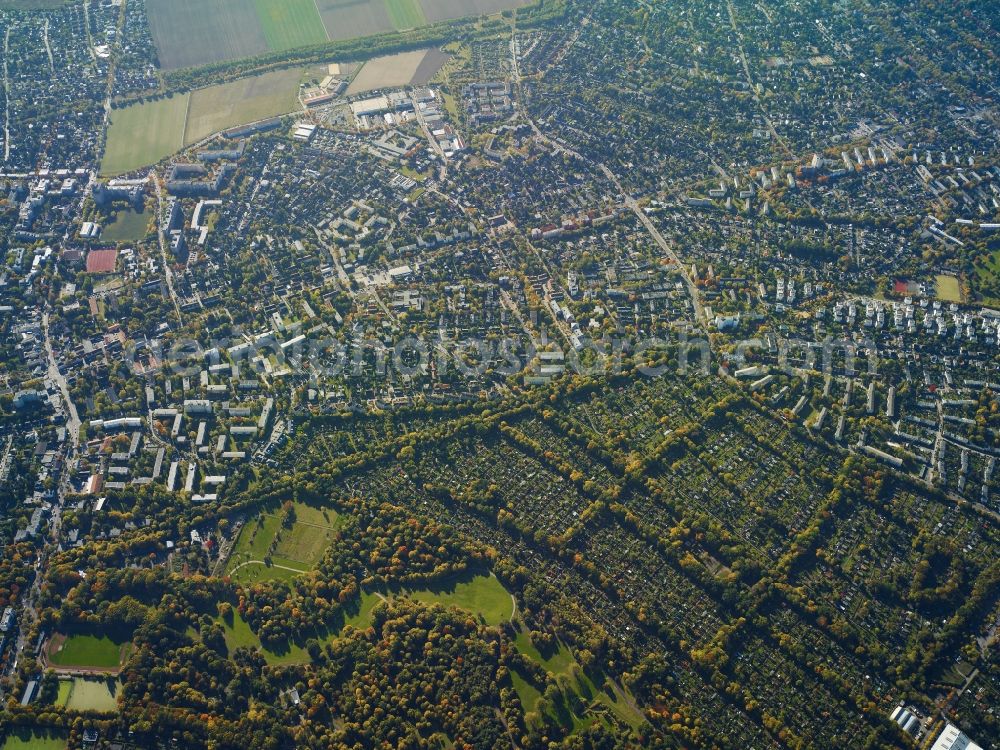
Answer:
[216, 609, 310, 665]
[214, 572, 508, 665]
[101, 94, 188, 176]
[389, 571, 514, 626]
[512, 626, 645, 732]
[184, 67, 303, 145]
[224, 501, 343, 584]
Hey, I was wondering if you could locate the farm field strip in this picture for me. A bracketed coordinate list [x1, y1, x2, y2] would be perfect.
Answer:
[385, 0, 426, 29]
[252, 0, 329, 50]
[147, 0, 530, 68]
[101, 94, 189, 176]
[102, 68, 306, 174]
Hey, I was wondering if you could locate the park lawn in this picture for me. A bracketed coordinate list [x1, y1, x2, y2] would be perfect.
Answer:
[510, 669, 542, 715]
[384, 0, 426, 29]
[342, 590, 384, 631]
[101, 206, 154, 243]
[227, 558, 306, 585]
[49, 633, 124, 669]
[273, 511, 342, 564]
[60, 678, 120, 712]
[515, 629, 575, 674]
[514, 627, 645, 731]
[292, 503, 343, 528]
[184, 67, 302, 145]
[402, 573, 513, 626]
[226, 502, 341, 583]
[974, 250, 1000, 306]
[102, 94, 189, 176]
[0, 730, 66, 750]
[216, 610, 310, 665]
[253, 0, 329, 50]
[328, 575, 509, 643]
[274, 523, 334, 564]
[231, 513, 284, 562]
[935, 274, 962, 303]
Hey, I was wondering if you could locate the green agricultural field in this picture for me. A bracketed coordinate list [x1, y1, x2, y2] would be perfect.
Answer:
[384, 0, 426, 29]
[101, 206, 154, 243]
[148, 0, 529, 70]
[183, 67, 303, 145]
[0, 730, 66, 750]
[103, 68, 303, 173]
[396, 572, 514, 625]
[253, 0, 328, 50]
[57, 678, 120, 712]
[146, 0, 269, 70]
[48, 633, 125, 669]
[418, 0, 531, 24]
[935, 274, 963, 303]
[101, 95, 189, 176]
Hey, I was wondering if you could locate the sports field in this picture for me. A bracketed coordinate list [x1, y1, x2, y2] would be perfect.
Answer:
[48, 633, 126, 670]
[147, 0, 530, 69]
[56, 677, 120, 712]
[101, 94, 188, 176]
